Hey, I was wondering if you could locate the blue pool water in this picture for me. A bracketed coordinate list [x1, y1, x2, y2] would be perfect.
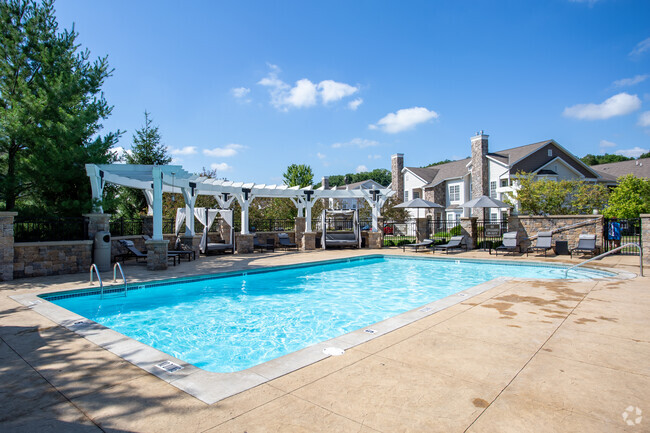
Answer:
[45, 256, 612, 372]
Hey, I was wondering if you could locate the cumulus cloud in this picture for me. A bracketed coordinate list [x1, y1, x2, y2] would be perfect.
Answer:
[257, 64, 358, 110]
[332, 138, 379, 149]
[348, 98, 363, 110]
[638, 111, 650, 127]
[169, 146, 197, 156]
[203, 143, 244, 158]
[112, 146, 132, 160]
[616, 147, 649, 158]
[369, 107, 439, 133]
[613, 74, 648, 88]
[599, 140, 617, 152]
[630, 37, 650, 57]
[317, 152, 326, 159]
[210, 162, 232, 171]
[562, 93, 641, 120]
[355, 165, 368, 173]
[231, 87, 251, 98]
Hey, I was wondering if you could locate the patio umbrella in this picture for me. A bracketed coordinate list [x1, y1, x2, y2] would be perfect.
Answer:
[394, 198, 445, 239]
[461, 195, 511, 220]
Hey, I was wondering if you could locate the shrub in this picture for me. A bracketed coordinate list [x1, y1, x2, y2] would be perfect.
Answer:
[450, 225, 462, 236]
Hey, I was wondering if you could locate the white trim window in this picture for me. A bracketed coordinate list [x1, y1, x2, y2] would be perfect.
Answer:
[490, 181, 497, 198]
[448, 185, 460, 202]
[413, 191, 420, 199]
[404, 191, 409, 201]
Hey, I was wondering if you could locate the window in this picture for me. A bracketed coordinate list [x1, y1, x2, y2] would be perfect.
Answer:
[548, 149, 553, 157]
[490, 181, 497, 198]
[500, 179, 508, 187]
[413, 191, 420, 199]
[448, 185, 460, 201]
[404, 191, 409, 201]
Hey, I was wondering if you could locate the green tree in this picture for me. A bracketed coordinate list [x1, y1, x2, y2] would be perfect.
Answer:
[639, 151, 650, 159]
[283, 163, 313, 188]
[602, 175, 650, 218]
[314, 168, 391, 188]
[0, 0, 119, 214]
[581, 153, 633, 166]
[118, 111, 171, 217]
[505, 173, 609, 215]
[423, 159, 454, 168]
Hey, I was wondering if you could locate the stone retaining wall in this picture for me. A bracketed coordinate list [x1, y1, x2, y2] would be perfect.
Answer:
[14, 240, 93, 278]
[509, 215, 604, 251]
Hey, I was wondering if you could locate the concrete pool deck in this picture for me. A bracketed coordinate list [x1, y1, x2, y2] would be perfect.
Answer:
[0, 249, 648, 432]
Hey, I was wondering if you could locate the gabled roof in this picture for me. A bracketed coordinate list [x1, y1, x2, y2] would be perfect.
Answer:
[419, 158, 471, 188]
[487, 140, 553, 166]
[592, 158, 650, 180]
[332, 179, 385, 190]
[404, 166, 438, 183]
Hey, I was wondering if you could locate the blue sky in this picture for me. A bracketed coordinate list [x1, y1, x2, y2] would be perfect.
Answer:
[55, 0, 650, 184]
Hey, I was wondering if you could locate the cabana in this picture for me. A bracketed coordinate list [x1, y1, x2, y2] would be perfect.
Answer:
[85, 163, 394, 265]
[320, 209, 361, 249]
[174, 207, 234, 254]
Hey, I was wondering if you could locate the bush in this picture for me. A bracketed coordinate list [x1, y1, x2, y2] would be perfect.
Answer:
[450, 225, 462, 236]
[384, 240, 395, 247]
[396, 239, 411, 247]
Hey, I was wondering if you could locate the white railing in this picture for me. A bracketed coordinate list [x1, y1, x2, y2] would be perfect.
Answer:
[89, 264, 104, 297]
[565, 242, 643, 278]
[112, 262, 128, 298]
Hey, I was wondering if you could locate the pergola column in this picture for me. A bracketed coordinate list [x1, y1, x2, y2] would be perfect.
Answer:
[144, 190, 154, 216]
[290, 197, 305, 218]
[235, 188, 254, 235]
[85, 165, 105, 213]
[181, 183, 198, 236]
[303, 191, 315, 232]
[152, 167, 164, 241]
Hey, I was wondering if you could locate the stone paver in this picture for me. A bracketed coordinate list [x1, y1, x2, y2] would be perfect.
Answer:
[0, 249, 647, 432]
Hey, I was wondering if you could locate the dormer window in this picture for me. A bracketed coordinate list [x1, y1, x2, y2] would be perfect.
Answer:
[548, 149, 553, 157]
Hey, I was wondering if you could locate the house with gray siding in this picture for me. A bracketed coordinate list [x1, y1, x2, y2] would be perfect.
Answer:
[391, 131, 612, 223]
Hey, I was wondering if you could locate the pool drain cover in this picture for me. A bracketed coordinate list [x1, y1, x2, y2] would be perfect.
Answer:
[156, 360, 184, 373]
[364, 329, 377, 334]
[419, 307, 432, 312]
[323, 347, 345, 356]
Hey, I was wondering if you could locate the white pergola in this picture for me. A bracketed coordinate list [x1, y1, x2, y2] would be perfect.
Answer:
[86, 164, 394, 241]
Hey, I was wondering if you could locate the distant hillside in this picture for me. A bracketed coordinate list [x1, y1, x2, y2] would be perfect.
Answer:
[313, 168, 391, 189]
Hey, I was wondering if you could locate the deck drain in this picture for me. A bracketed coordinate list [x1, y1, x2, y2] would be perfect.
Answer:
[72, 320, 89, 326]
[458, 293, 468, 297]
[419, 307, 432, 312]
[323, 347, 345, 356]
[364, 329, 377, 334]
[156, 360, 184, 373]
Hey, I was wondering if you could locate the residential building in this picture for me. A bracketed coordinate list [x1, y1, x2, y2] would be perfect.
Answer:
[591, 158, 650, 181]
[391, 131, 611, 223]
[320, 176, 385, 210]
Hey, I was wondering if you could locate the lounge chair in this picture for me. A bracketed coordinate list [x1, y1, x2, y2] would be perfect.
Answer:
[432, 235, 467, 254]
[570, 234, 597, 258]
[254, 235, 275, 252]
[402, 238, 434, 252]
[324, 232, 358, 248]
[495, 232, 520, 256]
[278, 233, 297, 250]
[526, 232, 553, 257]
[115, 240, 178, 265]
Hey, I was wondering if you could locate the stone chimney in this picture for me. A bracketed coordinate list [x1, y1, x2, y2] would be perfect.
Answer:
[322, 176, 329, 189]
[470, 131, 489, 216]
[391, 153, 404, 202]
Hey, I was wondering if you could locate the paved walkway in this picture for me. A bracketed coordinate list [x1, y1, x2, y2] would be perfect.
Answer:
[0, 249, 647, 432]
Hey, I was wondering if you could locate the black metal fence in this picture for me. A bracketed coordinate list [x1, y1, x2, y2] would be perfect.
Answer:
[476, 219, 509, 250]
[110, 218, 144, 236]
[383, 220, 417, 247]
[603, 218, 642, 255]
[14, 217, 89, 242]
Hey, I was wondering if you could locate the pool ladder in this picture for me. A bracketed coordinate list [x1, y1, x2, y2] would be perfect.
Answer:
[564, 242, 643, 278]
[90, 263, 128, 299]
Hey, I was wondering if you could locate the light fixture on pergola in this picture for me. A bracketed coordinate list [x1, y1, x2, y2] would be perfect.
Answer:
[86, 164, 395, 240]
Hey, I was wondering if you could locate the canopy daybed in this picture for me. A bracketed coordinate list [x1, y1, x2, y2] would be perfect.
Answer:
[320, 209, 362, 249]
[175, 207, 234, 254]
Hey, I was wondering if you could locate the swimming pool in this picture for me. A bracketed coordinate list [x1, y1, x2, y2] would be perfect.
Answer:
[41, 255, 612, 373]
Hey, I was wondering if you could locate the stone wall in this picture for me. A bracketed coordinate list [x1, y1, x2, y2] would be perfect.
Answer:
[14, 241, 93, 278]
[508, 215, 604, 251]
[391, 153, 404, 201]
[641, 214, 650, 265]
[470, 133, 489, 217]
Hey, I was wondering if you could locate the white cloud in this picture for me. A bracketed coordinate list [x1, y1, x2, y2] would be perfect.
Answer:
[370, 107, 439, 133]
[318, 80, 358, 103]
[615, 147, 649, 158]
[638, 111, 650, 127]
[112, 146, 131, 160]
[203, 143, 244, 158]
[285, 78, 318, 108]
[613, 74, 648, 88]
[348, 98, 363, 111]
[332, 138, 379, 149]
[169, 146, 197, 156]
[368, 154, 381, 159]
[599, 140, 617, 152]
[210, 162, 232, 171]
[231, 87, 251, 99]
[258, 65, 358, 110]
[355, 165, 368, 173]
[317, 152, 326, 159]
[568, 0, 599, 5]
[630, 37, 650, 57]
[562, 93, 641, 120]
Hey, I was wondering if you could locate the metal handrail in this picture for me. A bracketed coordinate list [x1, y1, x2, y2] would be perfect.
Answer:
[113, 262, 128, 298]
[565, 242, 643, 278]
[89, 264, 104, 298]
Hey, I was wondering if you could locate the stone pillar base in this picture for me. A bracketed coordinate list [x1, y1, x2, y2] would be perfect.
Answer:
[302, 232, 316, 251]
[416, 218, 428, 243]
[368, 231, 383, 249]
[180, 234, 201, 256]
[145, 240, 168, 270]
[235, 234, 254, 254]
[294, 217, 306, 249]
[83, 213, 111, 240]
[641, 214, 650, 265]
[0, 211, 18, 281]
[460, 217, 478, 250]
